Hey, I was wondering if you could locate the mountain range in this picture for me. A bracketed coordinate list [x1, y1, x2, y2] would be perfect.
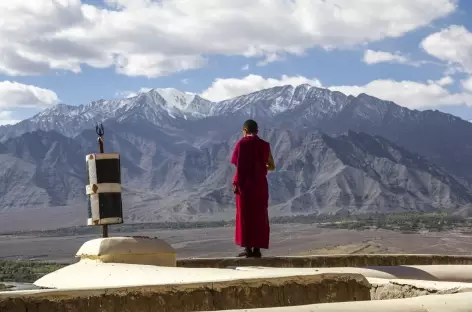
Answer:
[0, 85, 471, 232]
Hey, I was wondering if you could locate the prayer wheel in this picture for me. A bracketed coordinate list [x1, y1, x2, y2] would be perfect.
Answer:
[85, 152, 123, 226]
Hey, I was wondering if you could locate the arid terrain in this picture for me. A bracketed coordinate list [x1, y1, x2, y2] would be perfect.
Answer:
[1, 224, 472, 263]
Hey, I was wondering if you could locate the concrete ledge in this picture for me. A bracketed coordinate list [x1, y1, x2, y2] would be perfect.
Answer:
[0, 274, 370, 312]
[233, 265, 472, 283]
[177, 254, 472, 268]
[36, 260, 378, 289]
[209, 292, 472, 312]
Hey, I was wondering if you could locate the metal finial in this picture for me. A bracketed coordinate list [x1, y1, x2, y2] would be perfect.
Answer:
[95, 123, 104, 137]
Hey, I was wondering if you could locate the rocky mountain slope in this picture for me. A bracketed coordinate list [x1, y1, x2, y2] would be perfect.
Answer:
[0, 125, 470, 230]
[3, 85, 472, 182]
[1, 85, 472, 230]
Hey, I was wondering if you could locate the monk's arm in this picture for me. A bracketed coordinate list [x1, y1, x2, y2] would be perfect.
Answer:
[231, 141, 239, 166]
[267, 150, 275, 172]
[231, 141, 240, 193]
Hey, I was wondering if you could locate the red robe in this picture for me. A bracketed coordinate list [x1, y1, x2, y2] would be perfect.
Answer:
[231, 134, 271, 249]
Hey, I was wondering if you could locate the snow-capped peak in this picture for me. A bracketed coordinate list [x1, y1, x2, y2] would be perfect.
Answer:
[1, 83, 344, 140]
[37, 103, 76, 117]
[34, 84, 342, 125]
[154, 88, 196, 108]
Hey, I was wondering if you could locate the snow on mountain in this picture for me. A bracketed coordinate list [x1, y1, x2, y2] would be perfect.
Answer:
[155, 88, 196, 111]
[0, 84, 348, 140]
[213, 84, 315, 117]
[0, 88, 208, 140]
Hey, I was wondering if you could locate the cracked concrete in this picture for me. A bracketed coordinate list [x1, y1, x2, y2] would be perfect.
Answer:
[367, 277, 472, 299]
[371, 282, 465, 300]
[210, 292, 472, 312]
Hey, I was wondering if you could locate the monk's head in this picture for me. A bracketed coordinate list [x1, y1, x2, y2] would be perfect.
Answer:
[242, 119, 258, 137]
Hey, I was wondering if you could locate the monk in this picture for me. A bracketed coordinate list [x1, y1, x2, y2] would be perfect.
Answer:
[230, 119, 275, 258]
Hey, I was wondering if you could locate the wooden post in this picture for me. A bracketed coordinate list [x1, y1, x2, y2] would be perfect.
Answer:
[96, 124, 108, 238]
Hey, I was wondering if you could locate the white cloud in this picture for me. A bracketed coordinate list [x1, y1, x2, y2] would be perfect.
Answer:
[330, 77, 471, 109]
[462, 77, 472, 92]
[256, 53, 284, 67]
[362, 49, 431, 67]
[421, 25, 472, 74]
[0, 111, 21, 126]
[241, 64, 250, 71]
[0, 81, 59, 109]
[435, 76, 454, 86]
[201, 74, 472, 109]
[0, 0, 457, 77]
[118, 87, 153, 99]
[363, 50, 409, 65]
[200, 74, 322, 102]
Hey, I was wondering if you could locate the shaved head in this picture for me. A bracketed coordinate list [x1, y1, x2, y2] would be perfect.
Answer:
[243, 119, 258, 134]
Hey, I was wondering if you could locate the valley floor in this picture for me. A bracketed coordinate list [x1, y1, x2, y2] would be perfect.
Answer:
[1, 224, 472, 263]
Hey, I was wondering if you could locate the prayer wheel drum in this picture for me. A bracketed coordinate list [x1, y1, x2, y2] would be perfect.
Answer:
[85, 153, 123, 226]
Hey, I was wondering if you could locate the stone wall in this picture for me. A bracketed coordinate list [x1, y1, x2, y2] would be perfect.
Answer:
[0, 273, 370, 312]
[177, 254, 472, 268]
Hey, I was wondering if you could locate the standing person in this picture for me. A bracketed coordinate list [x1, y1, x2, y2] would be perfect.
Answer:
[230, 119, 276, 258]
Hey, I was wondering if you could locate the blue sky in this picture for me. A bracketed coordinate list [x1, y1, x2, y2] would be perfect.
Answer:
[1, 0, 472, 124]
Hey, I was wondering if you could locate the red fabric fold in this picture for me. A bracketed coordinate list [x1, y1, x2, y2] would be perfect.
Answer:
[230, 135, 271, 249]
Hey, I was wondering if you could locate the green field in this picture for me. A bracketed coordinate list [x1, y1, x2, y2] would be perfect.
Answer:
[0, 260, 66, 283]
